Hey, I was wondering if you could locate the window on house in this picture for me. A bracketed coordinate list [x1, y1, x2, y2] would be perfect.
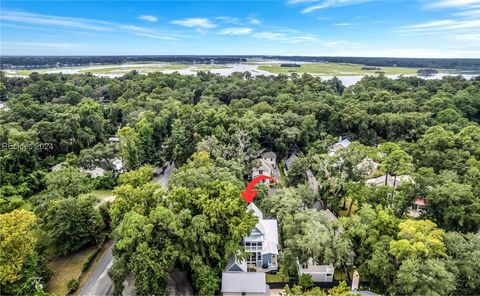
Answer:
[302, 264, 308, 269]
[272, 255, 277, 264]
[326, 273, 333, 277]
[259, 170, 263, 174]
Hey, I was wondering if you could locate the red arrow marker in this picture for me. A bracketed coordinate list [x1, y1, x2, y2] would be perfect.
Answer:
[241, 175, 276, 203]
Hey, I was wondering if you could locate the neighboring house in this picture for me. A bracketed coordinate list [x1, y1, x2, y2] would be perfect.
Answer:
[0, 101, 5, 110]
[51, 157, 125, 178]
[408, 198, 426, 218]
[221, 272, 269, 296]
[298, 259, 334, 283]
[284, 145, 301, 174]
[366, 174, 412, 187]
[252, 151, 280, 185]
[329, 137, 351, 155]
[244, 203, 279, 272]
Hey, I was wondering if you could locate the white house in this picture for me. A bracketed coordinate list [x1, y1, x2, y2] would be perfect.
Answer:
[298, 258, 334, 283]
[252, 152, 278, 185]
[221, 272, 269, 296]
[244, 203, 279, 272]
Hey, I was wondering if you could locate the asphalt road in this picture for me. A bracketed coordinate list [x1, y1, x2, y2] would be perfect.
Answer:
[79, 241, 114, 296]
[79, 163, 174, 296]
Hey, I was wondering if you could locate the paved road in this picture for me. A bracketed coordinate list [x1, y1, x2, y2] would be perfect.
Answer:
[79, 163, 174, 296]
[79, 241, 114, 296]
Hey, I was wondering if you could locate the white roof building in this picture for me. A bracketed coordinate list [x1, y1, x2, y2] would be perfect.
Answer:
[221, 272, 269, 296]
[244, 203, 279, 272]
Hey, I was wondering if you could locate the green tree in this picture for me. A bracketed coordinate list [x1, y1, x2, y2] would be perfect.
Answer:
[328, 281, 353, 296]
[42, 195, 104, 255]
[45, 167, 92, 198]
[0, 210, 37, 285]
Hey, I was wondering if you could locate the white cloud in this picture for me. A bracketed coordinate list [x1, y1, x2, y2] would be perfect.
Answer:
[248, 17, 261, 25]
[427, 0, 480, 9]
[216, 16, 242, 25]
[220, 27, 253, 35]
[0, 10, 111, 31]
[171, 18, 216, 28]
[1, 41, 78, 49]
[252, 31, 317, 42]
[399, 19, 480, 32]
[135, 33, 178, 40]
[298, 0, 375, 13]
[0, 9, 182, 41]
[333, 22, 356, 26]
[138, 15, 158, 22]
[454, 9, 480, 17]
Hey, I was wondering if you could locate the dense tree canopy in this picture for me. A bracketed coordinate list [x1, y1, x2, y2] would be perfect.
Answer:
[0, 70, 479, 295]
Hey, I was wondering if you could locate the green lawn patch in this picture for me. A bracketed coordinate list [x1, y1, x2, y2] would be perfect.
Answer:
[258, 62, 418, 76]
[266, 273, 290, 283]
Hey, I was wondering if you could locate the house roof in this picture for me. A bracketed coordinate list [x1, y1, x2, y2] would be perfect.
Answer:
[415, 198, 426, 206]
[301, 263, 334, 273]
[284, 153, 298, 171]
[366, 174, 412, 187]
[221, 272, 267, 293]
[262, 151, 276, 159]
[320, 209, 338, 222]
[248, 203, 263, 220]
[333, 138, 351, 150]
[224, 256, 247, 273]
[260, 219, 279, 255]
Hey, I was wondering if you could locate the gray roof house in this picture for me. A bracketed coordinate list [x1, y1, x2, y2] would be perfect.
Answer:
[244, 203, 279, 272]
[366, 174, 412, 187]
[329, 137, 351, 156]
[221, 272, 269, 296]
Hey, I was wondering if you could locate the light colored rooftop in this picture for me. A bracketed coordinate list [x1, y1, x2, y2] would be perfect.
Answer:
[221, 272, 267, 293]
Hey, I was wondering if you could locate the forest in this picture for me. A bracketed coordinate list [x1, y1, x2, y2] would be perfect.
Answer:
[0, 70, 479, 295]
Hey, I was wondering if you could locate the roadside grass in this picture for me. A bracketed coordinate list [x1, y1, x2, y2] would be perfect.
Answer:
[46, 246, 97, 295]
[258, 63, 418, 76]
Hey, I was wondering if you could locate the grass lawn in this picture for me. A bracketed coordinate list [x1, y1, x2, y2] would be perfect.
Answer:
[266, 273, 290, 283]
[46, 246, 97, 295]
[258, 62, 418, 76]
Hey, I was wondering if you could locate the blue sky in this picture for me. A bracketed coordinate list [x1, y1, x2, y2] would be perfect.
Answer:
[1, 0, 479, 57]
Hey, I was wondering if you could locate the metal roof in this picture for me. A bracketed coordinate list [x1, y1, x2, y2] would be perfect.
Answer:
[221, 272, 267, 293]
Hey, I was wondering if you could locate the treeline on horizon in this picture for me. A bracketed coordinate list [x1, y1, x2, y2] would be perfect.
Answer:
[1, 55, 480, 71]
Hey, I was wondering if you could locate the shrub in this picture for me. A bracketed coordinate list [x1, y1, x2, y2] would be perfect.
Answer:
[67, 279, 79, 294]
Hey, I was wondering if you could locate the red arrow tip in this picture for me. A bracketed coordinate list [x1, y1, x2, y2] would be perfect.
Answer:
[241, 189, 259, 203]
